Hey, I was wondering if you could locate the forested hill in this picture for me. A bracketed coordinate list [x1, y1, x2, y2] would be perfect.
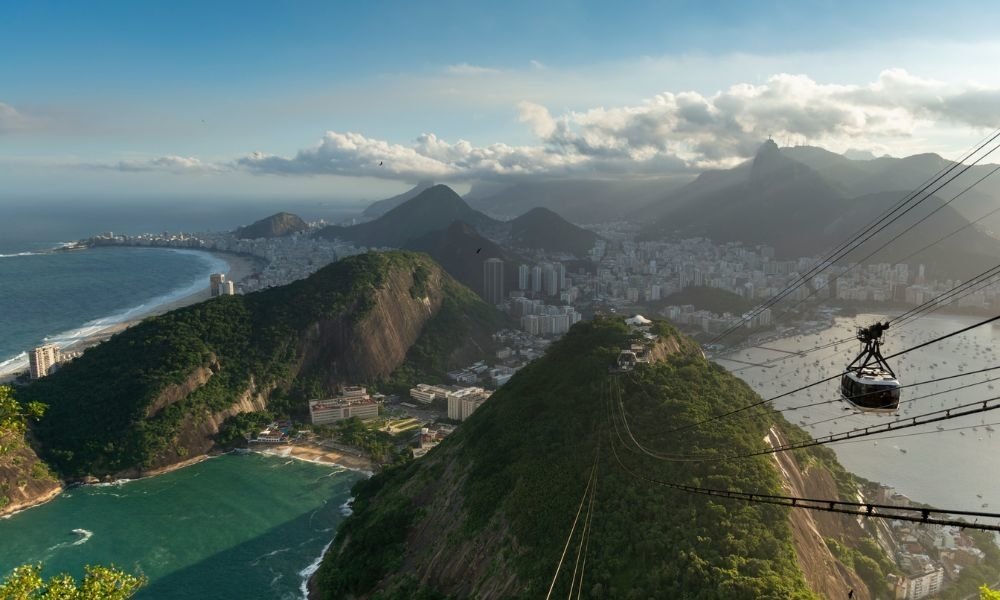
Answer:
[312, 317, 876, 599]
[235, 211, 308, 238]
[23, 251, 506, 479]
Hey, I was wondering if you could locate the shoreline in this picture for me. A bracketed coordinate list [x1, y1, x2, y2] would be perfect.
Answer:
[1, 443, 368, 521]
[0, 248, 265, 382]
[250, 442, 376, 475]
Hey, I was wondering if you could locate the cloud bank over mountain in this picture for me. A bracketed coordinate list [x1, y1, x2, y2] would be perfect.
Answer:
[232, 69, 1000, 181]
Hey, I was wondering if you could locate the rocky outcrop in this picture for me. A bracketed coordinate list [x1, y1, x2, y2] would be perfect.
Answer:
[298, 267, 443, 388]
[0, 429, 62, 517]
[768, 428, 870, 600]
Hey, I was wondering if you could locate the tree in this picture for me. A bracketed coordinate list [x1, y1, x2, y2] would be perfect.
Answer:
[981, 585, 1000, 600]
[0, 386, 45, 434]
[0, 564, 145, 599]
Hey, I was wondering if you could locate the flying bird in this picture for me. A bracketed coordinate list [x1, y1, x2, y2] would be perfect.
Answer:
[378, 161, 383, 166]
[476, 248, 482, 254]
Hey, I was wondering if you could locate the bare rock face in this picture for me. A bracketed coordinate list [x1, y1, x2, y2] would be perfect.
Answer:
[0, 428, 62, 517]
[118, 257, 456, 477]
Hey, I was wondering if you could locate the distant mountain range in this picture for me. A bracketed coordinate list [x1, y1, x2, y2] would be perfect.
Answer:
[235, 212, 308, 239]
[635, 140, 1000, 276]
[405, 220, 525, 296]
[356, 180, 436, 222]
[320, 184, 600, 259]
[316, 185, 504, 248]
[509, 207, 599, 256]
[464, 177, 691, 223]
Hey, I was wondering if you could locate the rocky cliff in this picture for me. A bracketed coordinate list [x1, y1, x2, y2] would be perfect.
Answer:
[0, 426, 61, 517]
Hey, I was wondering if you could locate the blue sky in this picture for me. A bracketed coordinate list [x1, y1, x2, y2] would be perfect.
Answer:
[3, 0, 1000, 203]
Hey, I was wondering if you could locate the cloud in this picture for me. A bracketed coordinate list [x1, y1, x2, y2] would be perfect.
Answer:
[0, 102, 32, 134]
[445, 63, 500, 76]
[109, 155, 227, 174]
[239, 69, 1000, 180]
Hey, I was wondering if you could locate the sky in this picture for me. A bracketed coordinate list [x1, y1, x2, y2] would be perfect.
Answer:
[3, 0, 1000, 204]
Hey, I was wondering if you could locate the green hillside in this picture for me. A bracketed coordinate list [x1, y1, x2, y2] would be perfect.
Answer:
[235, 212, 308, 238]
[23, 251, 505, 478]
[313, 318, 823, 598]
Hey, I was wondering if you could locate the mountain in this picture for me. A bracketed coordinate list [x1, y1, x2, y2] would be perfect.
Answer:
[358, 180, 436, 222]
[639, 140, 845, 255]
[509, 207, 600, 256]
[637, 141, 1000, 274]
[316, 185, 503, 248]
[465, 177, 692, 223]
[23, 251, 506, 479]
[781, 146, 1000, 226]
[311, 317, 880, 599]
[235, 212, 308, 239]
[405, 220, 526, 299]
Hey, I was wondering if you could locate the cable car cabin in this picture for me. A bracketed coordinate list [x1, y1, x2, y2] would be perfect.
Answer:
[609, 350, 638, 373]
[840, 320, 901, 414]
[840, 367, 900, 413]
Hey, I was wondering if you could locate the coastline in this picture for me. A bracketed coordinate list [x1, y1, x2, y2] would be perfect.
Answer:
[0, 442, 369, 521]
[0, 248, 264, 382]
[250, 442, 375, 474]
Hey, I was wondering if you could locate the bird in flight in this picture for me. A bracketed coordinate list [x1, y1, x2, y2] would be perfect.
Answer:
[378, 161, 383, 166]
[476, 248, 482, 254]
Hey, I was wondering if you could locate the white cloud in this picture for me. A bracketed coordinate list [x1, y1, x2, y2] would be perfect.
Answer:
[445, 63, 500, 76]
[236, 69, 1000, 180]
[110, 155, 227, 174]
[0, 102, 31, 134]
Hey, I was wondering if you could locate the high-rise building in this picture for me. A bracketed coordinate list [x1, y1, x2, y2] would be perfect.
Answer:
[483, 258, 504, 305]
[223, 280, 236, 295]
[531, 265, 543, 293]
[518, 264, 530, 290]
[29, 344, 60, 379]
[542, 263, 558, 297]
[210, 273, 228, 297]
[555, 262, 566, 290]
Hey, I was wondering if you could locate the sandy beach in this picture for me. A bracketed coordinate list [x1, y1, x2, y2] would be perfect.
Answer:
[0, 249, 265, 382]
[253, 442, 375, 473]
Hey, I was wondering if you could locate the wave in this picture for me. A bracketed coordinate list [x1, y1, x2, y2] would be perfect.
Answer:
[339, 497, 354, 517]
[46, 528, 94, 551]
[0, 248, 231, 377]
[298, 540, 332, 600]
[0, 251, 44, 258]
[71, 528, 93, 545]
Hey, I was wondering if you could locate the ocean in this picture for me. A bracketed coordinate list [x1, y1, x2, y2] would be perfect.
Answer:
[722, 312, 1000, 514]
[0, 246, 229, 377]
[0, 454, 362, 599]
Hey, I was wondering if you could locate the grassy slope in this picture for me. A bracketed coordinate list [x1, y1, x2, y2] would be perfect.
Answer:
[316, 318, 816, 599]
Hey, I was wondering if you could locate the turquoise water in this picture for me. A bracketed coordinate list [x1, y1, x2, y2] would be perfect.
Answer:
[0, 454, 362, 599]
[0, 246, 226, 375]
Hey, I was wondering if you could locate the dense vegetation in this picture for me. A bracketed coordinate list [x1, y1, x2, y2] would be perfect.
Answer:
[315, 318, 818, 598]
[658, 285, 753, 315]
[22, 251, 498, 478]
[0, 563, 144, 599]
[377, 271, 507, 394]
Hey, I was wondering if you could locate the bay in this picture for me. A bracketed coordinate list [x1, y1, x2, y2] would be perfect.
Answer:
[722, 312, 1000, 513]
[0, 454, 361, 599]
